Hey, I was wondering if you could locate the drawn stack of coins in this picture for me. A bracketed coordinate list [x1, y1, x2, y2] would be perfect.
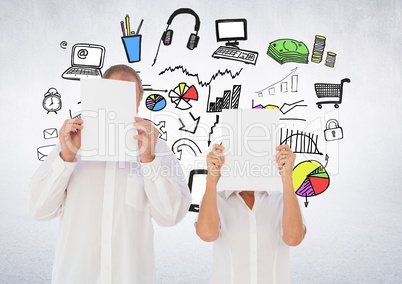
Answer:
[311, 35, 326, 63]
[325, 52, 336, 67]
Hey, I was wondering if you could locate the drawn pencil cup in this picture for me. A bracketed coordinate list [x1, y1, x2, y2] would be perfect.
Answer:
[121, 35, 142, 63]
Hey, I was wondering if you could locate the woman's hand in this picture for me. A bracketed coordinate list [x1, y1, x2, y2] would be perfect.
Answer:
[206, 144, 225, 183]
[275, 144, 296, 179]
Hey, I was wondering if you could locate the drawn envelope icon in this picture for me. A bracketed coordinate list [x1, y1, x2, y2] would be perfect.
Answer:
[37, 145, 56, 161]
[43, 128, 58, 139]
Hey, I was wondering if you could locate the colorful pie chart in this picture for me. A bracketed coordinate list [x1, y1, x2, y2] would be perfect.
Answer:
[145, 94, 166, 111]
[292, 160, 330, 197]
[168, 83, 198, 110]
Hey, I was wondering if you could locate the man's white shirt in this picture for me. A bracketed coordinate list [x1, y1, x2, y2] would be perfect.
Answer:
[29, 139, 191, 284]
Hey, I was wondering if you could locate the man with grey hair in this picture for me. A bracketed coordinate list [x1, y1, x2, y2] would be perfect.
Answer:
[29, 64, 191, 284]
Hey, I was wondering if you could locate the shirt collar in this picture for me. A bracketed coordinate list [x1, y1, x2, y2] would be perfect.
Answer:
[222, 190, 270, 199]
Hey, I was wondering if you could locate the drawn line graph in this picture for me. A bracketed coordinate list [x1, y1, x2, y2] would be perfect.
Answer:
[280, 128, 323, 155]
[159, 65, 243, 87]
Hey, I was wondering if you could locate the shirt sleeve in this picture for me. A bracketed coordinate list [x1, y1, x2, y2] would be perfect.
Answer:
[28, 144, 77, 221]
[140, 139, 192, 227]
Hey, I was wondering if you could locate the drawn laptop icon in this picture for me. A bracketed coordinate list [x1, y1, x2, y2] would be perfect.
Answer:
[62, 43, 105, 80]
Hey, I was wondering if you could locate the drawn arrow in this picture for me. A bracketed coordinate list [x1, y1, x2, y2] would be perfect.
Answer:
[178, 112, 200, 134]
[304, 195, 309, 208]
[172, 138, 202, 160]
[144, 119, 167, 141]
[208, 115, 220, 147]
[323, 154, 329, 168]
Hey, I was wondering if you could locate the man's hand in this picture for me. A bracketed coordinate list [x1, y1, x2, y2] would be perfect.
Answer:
[133, 116, 159, 163]
[59, 118, 83, 162]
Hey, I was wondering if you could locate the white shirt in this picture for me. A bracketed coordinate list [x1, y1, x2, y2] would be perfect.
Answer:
[210, 190, 300, 284]
[29, 139, 191, 284]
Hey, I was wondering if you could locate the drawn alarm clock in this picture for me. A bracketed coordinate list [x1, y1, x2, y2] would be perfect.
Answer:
[43, 88, 62, 114]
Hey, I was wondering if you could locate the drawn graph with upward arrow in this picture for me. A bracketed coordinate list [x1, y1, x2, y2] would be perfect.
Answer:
[255, 67, 298, 96]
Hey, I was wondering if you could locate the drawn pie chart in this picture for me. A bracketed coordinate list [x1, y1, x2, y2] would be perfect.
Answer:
[292, 160, 330, 197]
[168, 83, 198, 110]
[145, 94, 166, 111]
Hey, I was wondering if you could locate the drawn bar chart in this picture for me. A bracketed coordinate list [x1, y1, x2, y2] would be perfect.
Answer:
[255, 68, 298, 96]
[208, 85, 241, 112]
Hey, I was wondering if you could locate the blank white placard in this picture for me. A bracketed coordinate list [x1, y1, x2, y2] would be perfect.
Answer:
[80, 78, 137, 162]
[218, 109, 283, 192]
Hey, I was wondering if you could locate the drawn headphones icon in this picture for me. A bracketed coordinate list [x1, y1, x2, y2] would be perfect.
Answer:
[152, 8, 200, 66]
[162, 8, 200, 50]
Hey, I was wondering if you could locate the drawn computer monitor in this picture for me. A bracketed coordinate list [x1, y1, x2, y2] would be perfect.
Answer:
[215, 19, 247, 47]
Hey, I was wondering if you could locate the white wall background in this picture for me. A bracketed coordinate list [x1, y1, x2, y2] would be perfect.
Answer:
[1, 0, 401, 283]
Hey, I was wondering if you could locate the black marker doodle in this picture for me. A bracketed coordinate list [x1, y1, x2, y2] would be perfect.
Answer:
[42, 88, 62, 114]
[279, 118, 306, 122]
[152, 8, 201, 66]
[207, 115, 219, 147]
[172, 138, 202, 160]
[159, 66, 243, 87]
[60, 41, 68, 49]
[255, 68, 298, 96]
[61, 43, 105, 80]
[145, 94, 167, 111]
[168, 82, 198, 110]
[187, 169, 208, 212]
[267, 39, 309, 64]
[252, 99, 278, 110]
[211, 19, 258, 65]
[37, 145, 56, 161]
[69, 109, 81, 119]
[207, 85, 241, 112]
[143, 85, 168, 93]
[324, 119, 343, 141]
[145, 119, 168, 141]
[43, 128, 58, 139]
[293, 159, 330, 207]
[311, 35, 337, 68]
[280, 128, 323, 155]
[315, 78, 350, 108]
[311, 35, 326, 64]
[120, 14, 143, 63]
[178, 112, 200, 134]
[251, 100, 307, 121]
[279, 100, 307, 115]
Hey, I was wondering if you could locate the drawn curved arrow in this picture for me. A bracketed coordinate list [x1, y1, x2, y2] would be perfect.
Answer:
[172, 138, 202, 160]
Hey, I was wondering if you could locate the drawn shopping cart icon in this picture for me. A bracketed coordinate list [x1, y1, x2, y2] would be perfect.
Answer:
[315, 78, 350, 108]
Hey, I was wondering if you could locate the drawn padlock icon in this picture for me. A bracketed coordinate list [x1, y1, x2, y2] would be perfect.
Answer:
[324, 119, 343, 141]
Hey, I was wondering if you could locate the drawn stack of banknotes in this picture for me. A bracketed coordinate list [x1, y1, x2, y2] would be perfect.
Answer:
[267, 39, 309, 64]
